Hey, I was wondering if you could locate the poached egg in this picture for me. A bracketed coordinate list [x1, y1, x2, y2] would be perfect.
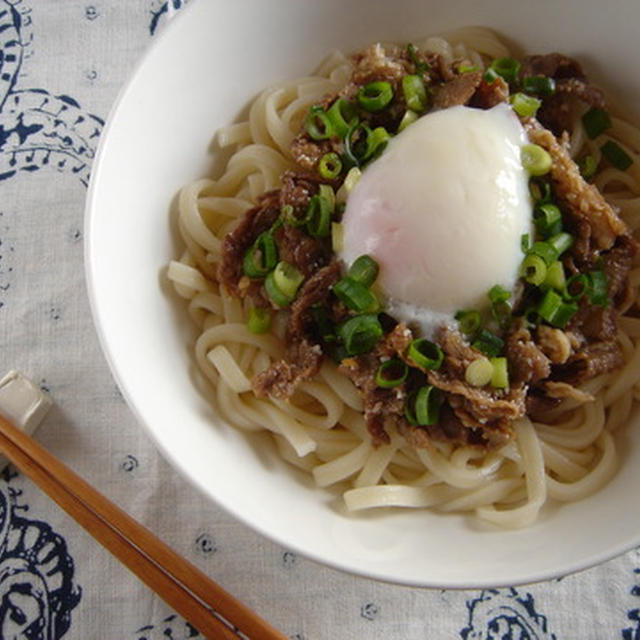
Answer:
[339, 103, 532, 337]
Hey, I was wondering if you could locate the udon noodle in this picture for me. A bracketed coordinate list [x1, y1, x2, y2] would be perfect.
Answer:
[167, 28, 640, 528]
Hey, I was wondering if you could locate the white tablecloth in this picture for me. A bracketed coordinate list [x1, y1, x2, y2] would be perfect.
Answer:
[1, 1, 639, 638]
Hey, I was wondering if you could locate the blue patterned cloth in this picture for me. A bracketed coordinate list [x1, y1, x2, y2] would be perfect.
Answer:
[0, 1, 638, 638]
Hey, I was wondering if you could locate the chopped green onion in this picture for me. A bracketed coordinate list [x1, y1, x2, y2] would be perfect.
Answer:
[483, 67, 501, 84]
[283, 204, 309, 228]
[465, 358, 493, 387]
[490, 357, 509, 389]
[407, 338, 444, 370]
[582, 107, 612, 139]
[265, 271, 292, 307]
[331, 222, 344, 252]
[521, 143, 552, 176]
[367, 126, 391, 161]
[488, 57, 521, 85]
[522, 75, 556, 96]
[528, 241, 559, 266]
[544, 260, 566, 291]
[306, 195, 332, 237]
[337, 314, 383, 356]
[588, 270, 608, 306]
[564, 273, 589, 301]
[577, 154, 598, 180]
[455, 310, 481, 335]
[529, 178, 552, 204]
[247, 307, 271, 334]
[398, 109, 419, 132]
[305, 105, 334, 140]
[318, 184, 335, 213]
[491, 301, 512, 327]
[405, 386, 440, 426]
[343, 123, 372, 167]
[601, 140, 633, 171]
[407, 43, 429, 74]
[488, 288, 512, 326]
[402, 75, 428, 113]
[318, 153, 343, 180]
[537, 289, 578, 328]
[273, 261, 304, 299]
[341, 167, 361, 195]
[357, 81, 394, 112]
[509, 92, 541, 117]
[548, 232, 574, 257]
[472, 329, 504, 357]
[376, 358, 409, 388]
[488, 285, 510, 305]
[534, 203, 562, 237]
[326, 98, 358, 138]
[332, 277, 378, 313]
[520, 254, 547, 286]
[458, 63, 479, 74]
[242, 231, 278, 278]
[521, 233, 532, 253]
[348, 255, 379, 287]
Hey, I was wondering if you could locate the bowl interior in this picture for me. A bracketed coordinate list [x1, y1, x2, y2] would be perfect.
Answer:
[85, 0, 640, 587]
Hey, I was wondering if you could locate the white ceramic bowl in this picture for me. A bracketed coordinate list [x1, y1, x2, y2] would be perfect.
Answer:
[85, 0, 640, 588]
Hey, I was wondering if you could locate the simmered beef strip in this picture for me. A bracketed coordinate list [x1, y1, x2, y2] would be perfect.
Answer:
[520, 53, 605, 136]
[553, 340, 624, 384]
[252, 339, 323, 400]
[601, 235, 638, 307]
[431, 70, 482, 109]
[520, 53, 586, 80]
[504, 324, 551, 384]
[469, 76, 509, 109]
[217, 190, 281, 300]
[525, 120, 628, 251]
[252, 262, 341, 400]
[421, 328, 526, 442]
[339, 324, 414, 445]
[287, 261, 341, 338]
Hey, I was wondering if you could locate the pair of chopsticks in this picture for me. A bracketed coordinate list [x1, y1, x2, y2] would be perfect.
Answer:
[0, 413, 287, 640]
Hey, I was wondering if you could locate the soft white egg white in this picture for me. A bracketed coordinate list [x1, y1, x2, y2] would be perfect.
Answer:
[339, 103, 533, 337]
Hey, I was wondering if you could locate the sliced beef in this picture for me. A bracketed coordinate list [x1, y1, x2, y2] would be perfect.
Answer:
[570, 305, 617, 342]
[535, 325, 572, 364]
[520, 54, 605, 135]
[504, 324, 551, 384]
[252, 339, 323, 399]
[537, 79, 605, 135]
[432, 71, 483, 109]
[217, 190, 280, 298]
[601, 235, 638, 307]
[275, 225, 331, 278]
[553, 340, 624, 384]
[252, 262, 341, 400]
[339, 324, 414, 445]
[349, 43, 413, 90]
[286, 261, 341, 338]
[525, 120, 629, 251]
[525, 391, 562, 421]
[290, 135, 335, 172]
[420, 328, 526, 443]
[469, 76, 509, 109]
[520, 53, 586, 80]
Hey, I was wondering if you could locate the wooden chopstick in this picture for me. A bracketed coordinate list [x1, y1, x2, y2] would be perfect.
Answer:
[0, 413, 287, 640]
